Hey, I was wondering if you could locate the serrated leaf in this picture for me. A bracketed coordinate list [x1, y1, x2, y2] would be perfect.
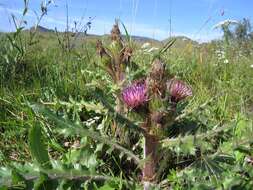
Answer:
[33, 173, 58, 190]
[161, 124, 229, 148]
[30, 104, 141, 165]
[28, 123, 52, 169]
[11, 169, 26, 184]
[11, 169, 34, 190]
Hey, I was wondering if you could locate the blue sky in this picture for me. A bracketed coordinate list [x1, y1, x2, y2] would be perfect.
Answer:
[0, 0, 253, 42]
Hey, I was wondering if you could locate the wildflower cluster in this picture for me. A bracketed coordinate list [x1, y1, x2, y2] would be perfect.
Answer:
[215, 49, 229, 64]
[121, 59, 192, 123]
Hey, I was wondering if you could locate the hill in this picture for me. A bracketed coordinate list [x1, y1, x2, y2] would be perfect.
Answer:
[26, 25, 160, 44]
[162, 36, 199, 49]
[29, 25, 54, 33]
[24, 25, 203, 47]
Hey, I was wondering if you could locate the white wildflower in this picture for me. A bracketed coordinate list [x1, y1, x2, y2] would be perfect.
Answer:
[213, 19, 239, 29]
[224, 59, 229, 64]
[141, 42, 150, 49]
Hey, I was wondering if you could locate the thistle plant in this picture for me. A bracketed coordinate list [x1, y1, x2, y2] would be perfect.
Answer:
[96, 23, 193, 189]
[2, 2, 253, 189]
[120, 58, 192, 189]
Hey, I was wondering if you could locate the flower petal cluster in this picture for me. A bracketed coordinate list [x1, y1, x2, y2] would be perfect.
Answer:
[122, 81, 147, 108]
[167, 79, 192, 103]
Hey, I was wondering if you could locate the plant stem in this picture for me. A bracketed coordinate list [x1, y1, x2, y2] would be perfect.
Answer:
[142, 132, 159, 190]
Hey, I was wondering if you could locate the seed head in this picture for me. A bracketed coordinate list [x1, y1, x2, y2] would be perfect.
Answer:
[150, 111, 166, 124]
[96, 40, 108, 57]
[150, 59, 165, 81]
[122, 81, 148, 108]
[111, 23, 121, 41]
[167, 79, 192, 103]
[121, 47, 133, 64]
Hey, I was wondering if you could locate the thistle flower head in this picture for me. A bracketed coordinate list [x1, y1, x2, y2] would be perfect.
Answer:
[122, 81, 148, 108]
[167, 79, 192, 103]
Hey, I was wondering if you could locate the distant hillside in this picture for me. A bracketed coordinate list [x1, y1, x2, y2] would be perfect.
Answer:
[29, 25, 54, 33]
[127, 35, 160, 43]
[162, 36, 199, 48]
[27, 25, 200, 46]
[99, 34, 160, 44]
[27, 25, 160, 43]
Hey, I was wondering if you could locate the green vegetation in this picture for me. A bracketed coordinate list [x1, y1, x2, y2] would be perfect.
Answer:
[0, 3, 253, 189]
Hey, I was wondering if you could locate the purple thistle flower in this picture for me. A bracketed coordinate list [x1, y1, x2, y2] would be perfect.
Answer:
[122, 81, 148, 108]
[167, 79, 192, 103]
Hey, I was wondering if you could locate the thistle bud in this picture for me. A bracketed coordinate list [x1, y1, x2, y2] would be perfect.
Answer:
[167, 79, 192, 103]
[96, 40, 107, 57]
[96, 40, 111, 66]
[111, 23, 121, 41]
[110, 23, 123, 54]
[121, 80, 148, 109]
[121, 47, 133, 64]
[150, 59, 165, 82]
[150, 111, 166, 124]
[147, 59, 167, 97]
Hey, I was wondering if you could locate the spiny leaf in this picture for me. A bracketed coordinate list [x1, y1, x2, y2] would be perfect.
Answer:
[28, 122, 52, 169]
[175, 95, 219, 122]
[30, 104, 141, 165]
[33, 173, 58, 190]
[11, 169, 26, 185]
[161, 123, 229, 148]
[192, 155, 225, 182]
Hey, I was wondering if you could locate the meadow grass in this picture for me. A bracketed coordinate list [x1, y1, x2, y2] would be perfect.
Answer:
[0, 30, 253, 189]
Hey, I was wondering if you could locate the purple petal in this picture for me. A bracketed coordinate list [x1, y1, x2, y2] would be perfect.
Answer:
[167, 79, 192, 102]
[122, 81, 148, 108]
